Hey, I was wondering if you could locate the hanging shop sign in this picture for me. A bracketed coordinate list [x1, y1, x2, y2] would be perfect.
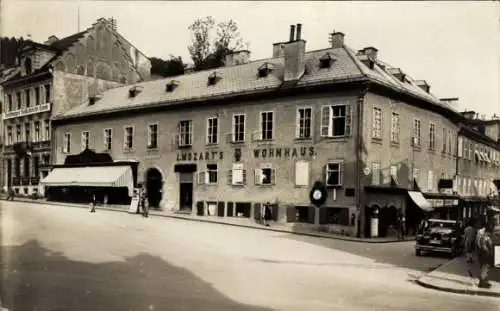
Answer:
[176, 151, 223, 162]
[253, 146, 315, 159]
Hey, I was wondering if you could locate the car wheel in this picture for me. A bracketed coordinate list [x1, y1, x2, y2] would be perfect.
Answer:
[416, 249, 422, 256]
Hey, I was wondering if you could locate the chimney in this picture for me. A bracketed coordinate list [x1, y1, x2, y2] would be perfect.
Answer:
[296, 23, 302, 40]
[329, 31, 345, 48]
[283, 24, 306, 82]
[289, 25, 296, 42]
[388, 68, 405, 82]
[44, 35, 59, 45]
[224, 50, 251, 66]
[415, 80, 430, 93]
[363, 47, 378, 61]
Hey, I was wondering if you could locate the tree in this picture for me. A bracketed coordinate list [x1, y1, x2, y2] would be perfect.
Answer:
[150, 55, 185, 77]
[188, 16, 246, 71]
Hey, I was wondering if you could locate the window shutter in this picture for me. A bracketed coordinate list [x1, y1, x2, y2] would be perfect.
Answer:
[271, 168, 276, 185]
[320, 106, 330, 137]
[81, 133, 86, 151]
[345, 104, 352, 137]
[254, 168, 262, 185]
[295, 109, 301, 138]
[197, 171, 206, 185]
[254, 202, 262, 220]
[339, 162, 344, 185]
[457, 137, 463, 158]
[242, 169, 247, 184]
[227, 170, 233, 185]
[323, 164, 329, 185]
[286, 206, 296, 223]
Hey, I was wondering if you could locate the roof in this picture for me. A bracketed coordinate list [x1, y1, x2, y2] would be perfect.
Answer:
[49, 31, 88, 52]
[54, 42, 460, 121]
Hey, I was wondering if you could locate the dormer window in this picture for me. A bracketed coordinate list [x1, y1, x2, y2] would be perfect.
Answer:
[166, 80, 179, 92]
[128, 86, 142, 98]
[319, 53, 335, 69]
[258, 63, 274, 78]
[24, 58, 32, 75]
[208, 72, 221, 86]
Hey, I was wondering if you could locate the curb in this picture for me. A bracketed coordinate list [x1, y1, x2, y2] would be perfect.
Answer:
[1, 198, 411, 244]
[415, 278, 500, 298]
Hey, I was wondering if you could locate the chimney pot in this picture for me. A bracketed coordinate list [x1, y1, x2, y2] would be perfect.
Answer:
[289, 25, 296, 42]
[296, 23, 302, 41]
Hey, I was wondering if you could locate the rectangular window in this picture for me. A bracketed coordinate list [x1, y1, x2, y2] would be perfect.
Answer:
[371, 162, 381, 185]
[228, 163, 246, 185]
[412, 119, 421, 147]
[6, 126, 12, 145]
[25, 89, 30, 108]
[16, 92, 21, 109]
[207, 117, 218, 145]
[448, 130, 453, 154]
[429, 123, 436, 150]
[326, 161, 343, 186]
[255, 166, 276, 185]
[232, 114, 245, 142]
[81, 131, 89, 150]
[178, 120, 192, 147]
[458, 137, 463, 158]
[104, 128, 112, 151]
[321, 103, 351, 137]
[45, 84, 51, 103]
[124, 126, 134, 149]
[24, 122, 31, 142]
[390, 165, 399, 185]
[468, 142, 473, 160]
[147, 124, 158, 149]
[16, 124, 21, 142]
[296, 107, 312, 139]
[260, 111, 274, 140]
[63, 133, 71, 153]
[442, 128, 447, 152]
[372, 107, 382, 139]
[35, 88, 40, 106]
[427, 170, 434, 192]
[206, 164, 218, 184]
[295, 161, 310, 186]
[391, 112, 400, 143]
[33, 155, 39, 178]
[34, 121, 40, 142]
[44, 119, 50, 141]
[7, 94, 12, 111]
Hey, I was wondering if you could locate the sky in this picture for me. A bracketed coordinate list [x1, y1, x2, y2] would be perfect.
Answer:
[1, 1, 499, 116]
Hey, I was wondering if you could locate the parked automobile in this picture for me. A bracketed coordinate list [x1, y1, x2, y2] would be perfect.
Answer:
[415, 219, 463, 257]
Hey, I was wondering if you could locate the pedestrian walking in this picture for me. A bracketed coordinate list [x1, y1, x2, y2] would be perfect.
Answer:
[397, 213, 406, 240]
[262, 202, 272, 226]
[89, 193, 97, 213]
[6, 187, 14, 201]
[475, 221, 494, 288]
[140, 188, 148, 218]
[463, 219, 476, 263]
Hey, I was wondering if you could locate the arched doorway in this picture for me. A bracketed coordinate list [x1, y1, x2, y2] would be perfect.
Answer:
[146, 168, 163, 208]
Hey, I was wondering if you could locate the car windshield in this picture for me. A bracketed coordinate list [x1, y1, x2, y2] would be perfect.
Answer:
[428, 221, 455, 230]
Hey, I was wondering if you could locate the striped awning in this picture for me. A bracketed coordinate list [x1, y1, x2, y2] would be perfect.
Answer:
[41, 166, 134, 196]
[408, 191, 433, 212]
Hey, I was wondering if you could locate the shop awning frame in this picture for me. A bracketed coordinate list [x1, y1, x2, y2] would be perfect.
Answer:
[41, 165, 134, 196]
[408, 191, 434, 212]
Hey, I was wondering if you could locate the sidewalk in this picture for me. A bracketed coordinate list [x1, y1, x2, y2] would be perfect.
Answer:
[416, 256, 500, 298]
[0, 197, 413, 244]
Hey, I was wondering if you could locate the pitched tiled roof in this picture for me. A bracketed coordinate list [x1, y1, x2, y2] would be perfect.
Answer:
[55, 43, 457, 120]
[50, 31, 88, 52]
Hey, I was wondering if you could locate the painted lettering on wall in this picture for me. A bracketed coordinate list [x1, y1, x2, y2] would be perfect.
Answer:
[253, 147, 315, 159]
[176, 151, 223, 162]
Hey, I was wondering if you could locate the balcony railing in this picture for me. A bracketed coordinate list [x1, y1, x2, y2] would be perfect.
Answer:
[11, 176, 41, 186]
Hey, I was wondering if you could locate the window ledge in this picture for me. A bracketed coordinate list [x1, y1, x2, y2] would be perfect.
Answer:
[230, 184, 246, 187]
[178, 144, 192, 149]
[256, 184, 275, 187]
[371, 137, 383, 144]
[147, 147, 159, 152]
[294, 137, 313, 142]
[229, 141, 246, 146]
[205, 143, 219, 148]
[320, 136, 349, 141]
[412, 146, 422, 152]
[390, 141, 399, 147]
[123, 148, 135, 153]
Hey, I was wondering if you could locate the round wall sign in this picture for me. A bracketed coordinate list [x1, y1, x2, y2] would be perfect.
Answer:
[309, 181, 328, 207]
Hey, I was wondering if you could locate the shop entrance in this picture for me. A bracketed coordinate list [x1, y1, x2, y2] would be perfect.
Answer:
[179, 172, 193, 211]
[146, 168, 163, 208]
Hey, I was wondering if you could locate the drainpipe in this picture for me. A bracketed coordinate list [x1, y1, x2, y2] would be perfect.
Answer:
[356, 83, 370, 238]
[456, 123, 461, 220]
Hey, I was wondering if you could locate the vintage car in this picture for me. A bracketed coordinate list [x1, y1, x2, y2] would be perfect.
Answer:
[415, 219, 463, 257]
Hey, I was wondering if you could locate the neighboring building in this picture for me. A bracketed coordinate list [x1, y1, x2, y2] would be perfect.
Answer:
[48, 24, 500, 238]
[1, 18, 151, 197]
